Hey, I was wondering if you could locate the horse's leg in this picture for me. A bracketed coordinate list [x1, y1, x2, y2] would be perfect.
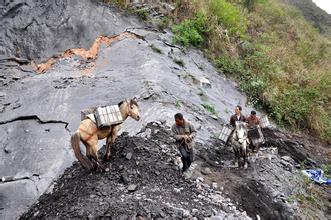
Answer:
[243, 143, 248, 169]
[243, 150, 248, 169]
[233, 146, 239, 168]
[104, 125, 120, 161]
[104, 135, 112, 161]
[87, 135, 105, 171]
[82, 140, 95, 167]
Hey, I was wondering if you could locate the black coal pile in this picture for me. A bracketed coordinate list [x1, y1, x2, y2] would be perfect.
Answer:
[20, 122, 246, 219]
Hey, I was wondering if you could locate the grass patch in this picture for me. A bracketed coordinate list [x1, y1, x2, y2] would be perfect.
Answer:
[321, 164, 331, 179]
[136, 9, 149, 21]
[208, 0, 248, 36]
[172, 12, 209, 47]
[201, 102, 217, 115]
[175, 100, 182, 108]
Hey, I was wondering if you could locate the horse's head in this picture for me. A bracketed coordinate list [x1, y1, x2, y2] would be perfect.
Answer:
[122, 98, 140, 121]
[234, 121, 248, 144]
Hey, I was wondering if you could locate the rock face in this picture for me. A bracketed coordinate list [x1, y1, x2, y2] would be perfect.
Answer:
[0, 0, 140, 62]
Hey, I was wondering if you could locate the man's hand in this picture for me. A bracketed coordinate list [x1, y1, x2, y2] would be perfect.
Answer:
[186, 134, 193, 142]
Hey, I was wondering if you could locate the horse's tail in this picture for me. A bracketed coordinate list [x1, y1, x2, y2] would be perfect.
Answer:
[71, 131, 93, 170]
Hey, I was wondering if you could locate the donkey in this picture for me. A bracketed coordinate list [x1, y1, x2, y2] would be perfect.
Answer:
[71, 99, 140, 171]
[229, 121, 249, 169]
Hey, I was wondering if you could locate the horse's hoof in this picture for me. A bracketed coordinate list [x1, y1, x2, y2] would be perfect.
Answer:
[97, 166, 106, 172]
[103, 154, 110, 161]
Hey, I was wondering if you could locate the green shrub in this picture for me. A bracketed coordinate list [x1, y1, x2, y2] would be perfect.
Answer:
[215, 56, 245, 75]
[136, 9, 149, 21]
[209, 0, 248, 35]
[201, 102, 218, 115]
[172, 12, 209, 47]
[157, 16, 170, 30]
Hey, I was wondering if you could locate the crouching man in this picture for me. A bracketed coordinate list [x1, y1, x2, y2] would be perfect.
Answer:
[171, 113, 197, 174]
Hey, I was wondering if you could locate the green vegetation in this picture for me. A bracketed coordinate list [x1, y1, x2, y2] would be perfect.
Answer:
[175, 100, 182, 107]
[101, 0, 126, 7]
[209, 0, 248, 35]
[172, 0, 331, 141]
[288, 192, 317, 205]
[321, 164, 331, 179]
[202, 102, 218, 115]
[136, 9, 149, 21]
[172, 12, 209, 47]
[157, 16, 170, 30]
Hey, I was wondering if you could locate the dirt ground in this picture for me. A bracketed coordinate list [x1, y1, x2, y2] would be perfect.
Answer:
[20, 123, 331, 219]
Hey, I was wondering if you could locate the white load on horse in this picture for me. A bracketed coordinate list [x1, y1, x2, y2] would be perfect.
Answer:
[81, 104, 124, 128]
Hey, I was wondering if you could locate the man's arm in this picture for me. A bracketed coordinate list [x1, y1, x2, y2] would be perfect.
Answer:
[189, 123, 197, 139]
[171, 125, 185, 141]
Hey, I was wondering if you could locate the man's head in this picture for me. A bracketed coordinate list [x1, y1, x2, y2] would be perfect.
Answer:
[174, 113, 184, 126]
[250, 110, 256, 118]
[235, 105, 242, 115]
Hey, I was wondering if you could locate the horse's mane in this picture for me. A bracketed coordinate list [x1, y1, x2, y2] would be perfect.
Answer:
[118, 99, 138, 107]
[130, 99, 138, 107]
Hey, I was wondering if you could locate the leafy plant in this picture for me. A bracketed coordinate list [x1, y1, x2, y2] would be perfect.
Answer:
[136, 9, 149, 21]
[215, 56, 245, 75]
[172, 12, 209, 47]
[201, 102, 218, 115]
[209, 0, 248, 35]
[175, 100, 182, 108]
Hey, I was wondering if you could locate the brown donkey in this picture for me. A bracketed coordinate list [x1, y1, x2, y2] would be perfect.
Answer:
[71, 99, 140, 170]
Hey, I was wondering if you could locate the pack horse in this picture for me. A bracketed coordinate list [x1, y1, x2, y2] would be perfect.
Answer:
[71, 99, 140, 171]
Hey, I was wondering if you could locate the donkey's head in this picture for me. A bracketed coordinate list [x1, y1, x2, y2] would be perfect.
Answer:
[234, 121, 248, 144]
[119, 98, 140, 121]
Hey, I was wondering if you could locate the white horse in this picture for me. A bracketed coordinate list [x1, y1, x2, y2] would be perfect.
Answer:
[229, 122, 250, 169]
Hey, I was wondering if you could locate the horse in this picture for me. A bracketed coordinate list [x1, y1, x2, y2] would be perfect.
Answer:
[229, 121, 250, 169]
[70, 99, 140, 171]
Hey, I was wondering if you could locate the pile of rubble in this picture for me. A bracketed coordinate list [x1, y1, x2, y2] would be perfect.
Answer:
[20, 122, 250, 219]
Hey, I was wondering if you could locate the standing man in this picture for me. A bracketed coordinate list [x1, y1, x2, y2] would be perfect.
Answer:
[230, 105, 246, 127]
[171, 113, 196, 174]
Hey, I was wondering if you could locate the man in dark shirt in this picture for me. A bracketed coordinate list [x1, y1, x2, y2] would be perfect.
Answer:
[246, 110, 260, 129]
[230, 105, 246, 127]
[171, 113, 196, 173]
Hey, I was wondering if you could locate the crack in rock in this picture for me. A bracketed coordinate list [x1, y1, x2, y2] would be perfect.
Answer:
[0, 115, 71, 133]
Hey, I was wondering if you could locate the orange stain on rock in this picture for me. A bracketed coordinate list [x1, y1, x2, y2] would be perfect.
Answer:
[33, 32, 142, 74]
